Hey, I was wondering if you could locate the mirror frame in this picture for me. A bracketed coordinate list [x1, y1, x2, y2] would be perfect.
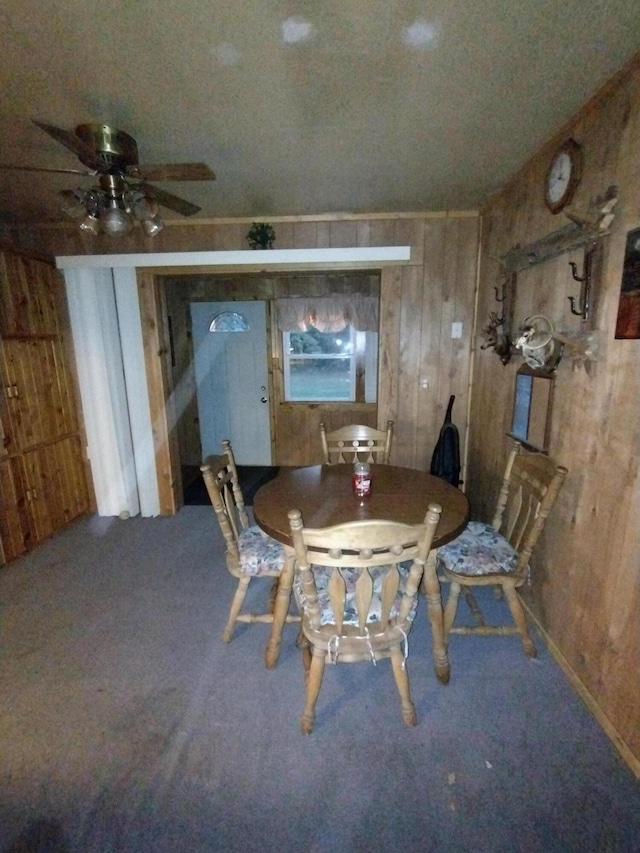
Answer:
[509, 364, 555, 452]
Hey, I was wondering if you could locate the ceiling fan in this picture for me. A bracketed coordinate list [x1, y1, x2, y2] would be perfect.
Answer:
[0, 120, 216, 236]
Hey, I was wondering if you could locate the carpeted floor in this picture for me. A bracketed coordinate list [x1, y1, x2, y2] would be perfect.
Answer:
[0, 507, 638, 852]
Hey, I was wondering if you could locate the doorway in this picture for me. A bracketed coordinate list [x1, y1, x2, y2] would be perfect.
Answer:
[155, 265, 387, 513]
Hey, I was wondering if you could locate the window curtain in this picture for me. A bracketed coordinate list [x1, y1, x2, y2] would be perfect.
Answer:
[275, 295, 378, 332]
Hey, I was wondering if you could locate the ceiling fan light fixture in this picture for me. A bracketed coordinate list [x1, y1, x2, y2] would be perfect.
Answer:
[7, 121, 216, 232]
[79, 212, 101, 235]
[59, 192, 88, 219]
[142, 216, 164, 237]
[101, 197, 134, 237]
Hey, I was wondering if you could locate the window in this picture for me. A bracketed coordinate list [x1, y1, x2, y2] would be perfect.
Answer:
[208, 311, 250, 332]
[283, 324, 378, 402]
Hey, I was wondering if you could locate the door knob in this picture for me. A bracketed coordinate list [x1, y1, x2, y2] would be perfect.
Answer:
[261, 396, 268, 403]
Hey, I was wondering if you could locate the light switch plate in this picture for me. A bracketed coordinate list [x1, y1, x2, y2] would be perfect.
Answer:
[451, 322, 463, 338]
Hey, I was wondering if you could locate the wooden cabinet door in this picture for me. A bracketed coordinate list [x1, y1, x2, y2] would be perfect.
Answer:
[0, 455, 31, 560]
[31, 437, 89, 531]
[0, 439, 89, 559]
[0, 248, 92, 565]
[0, 251, 60, 337]
[1, 339, 80, 453]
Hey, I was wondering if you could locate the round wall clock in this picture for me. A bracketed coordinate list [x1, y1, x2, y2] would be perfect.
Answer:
[544, 138, 583, 214]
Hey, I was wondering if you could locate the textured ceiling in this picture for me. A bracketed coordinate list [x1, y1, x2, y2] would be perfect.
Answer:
[1, 0, 640, 225]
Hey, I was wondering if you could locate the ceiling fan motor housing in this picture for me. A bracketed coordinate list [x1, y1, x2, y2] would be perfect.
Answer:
[74, 124, 139, 172]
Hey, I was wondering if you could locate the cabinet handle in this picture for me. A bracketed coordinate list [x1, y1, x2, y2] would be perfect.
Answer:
[12, 384, 19, 398]
[5, 385, 13, 398]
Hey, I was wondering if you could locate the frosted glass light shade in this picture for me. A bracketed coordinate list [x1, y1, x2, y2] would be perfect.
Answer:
[102, 206, 134, 237]
[142, 217, 164, 236]
[79, 213, 101, 235]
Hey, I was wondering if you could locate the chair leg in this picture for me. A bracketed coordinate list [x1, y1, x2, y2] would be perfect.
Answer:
[301, 647, 325, 735]
[443, 580, 462, 636]
[390, 646, 416, 727]
[423, 550, 450, 684]
[296, 625, 313, 679]
[223, 576, 251, 643]
[462, 587, 485, 626]
[502, 582, 537, 658]
[265, 554, 295, 669]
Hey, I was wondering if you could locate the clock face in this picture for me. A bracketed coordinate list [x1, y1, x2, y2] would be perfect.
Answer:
[547, 152, 572, 203]
[545, 139, 582, 213]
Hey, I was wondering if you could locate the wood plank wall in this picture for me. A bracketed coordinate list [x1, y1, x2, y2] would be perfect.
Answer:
[471, 55, 640, 770]
[163, 272, 381, 468]
[165, 215, 478, 478]
[21, 212, 479, 487]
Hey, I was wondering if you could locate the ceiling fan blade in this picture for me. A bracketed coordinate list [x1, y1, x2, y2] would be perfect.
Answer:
[126, 163, 215, 182]
[0, 163, 95, 175]
[141, 182, 201, 216]
[32, 120, 101, 168]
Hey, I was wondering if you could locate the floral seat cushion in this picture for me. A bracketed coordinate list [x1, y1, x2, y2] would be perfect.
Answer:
[437, 521, 524, 576]
[238, 526, 287, 576]
[294, 561, 417, 627]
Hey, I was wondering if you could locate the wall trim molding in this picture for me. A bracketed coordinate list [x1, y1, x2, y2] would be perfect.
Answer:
[523, 597, 640, 779]
[56, 246, 411, 270]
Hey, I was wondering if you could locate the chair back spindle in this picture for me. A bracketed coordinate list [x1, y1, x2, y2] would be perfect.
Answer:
[319, 420, 394, 465]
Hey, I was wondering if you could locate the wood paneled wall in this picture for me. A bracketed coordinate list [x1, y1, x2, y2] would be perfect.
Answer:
[471, 55, 640, 771]
[135, 214, 479, 497]
[14, 211, 478, 514]
[163, 272, 380, 468]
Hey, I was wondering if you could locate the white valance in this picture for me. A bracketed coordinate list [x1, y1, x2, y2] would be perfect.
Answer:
[276, 295, 379, 333]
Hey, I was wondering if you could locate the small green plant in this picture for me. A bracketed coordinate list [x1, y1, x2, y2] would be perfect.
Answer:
[246, 222, 275, 249]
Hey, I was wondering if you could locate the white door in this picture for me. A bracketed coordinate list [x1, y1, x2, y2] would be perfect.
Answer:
[190, 301, 271, 465]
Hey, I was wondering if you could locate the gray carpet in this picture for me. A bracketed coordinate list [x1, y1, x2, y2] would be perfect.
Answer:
[0, 507, 638, 852]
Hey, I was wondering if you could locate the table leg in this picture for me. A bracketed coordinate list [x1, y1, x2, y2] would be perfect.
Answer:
[423, 549, 450, 684]
[265, 552, 295, 669]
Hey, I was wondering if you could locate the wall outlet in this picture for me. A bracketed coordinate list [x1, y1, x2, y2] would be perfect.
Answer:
[451, 322, 463, 339]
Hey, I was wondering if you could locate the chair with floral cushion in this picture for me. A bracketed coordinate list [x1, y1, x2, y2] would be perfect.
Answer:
[437, 440, 567, 657]
[288, 502, 442, 734]
[319, 420, 394, 464]
[200, 440, 298, 648]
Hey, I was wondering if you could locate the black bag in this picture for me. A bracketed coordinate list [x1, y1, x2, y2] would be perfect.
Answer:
[430, 395, 461, 488]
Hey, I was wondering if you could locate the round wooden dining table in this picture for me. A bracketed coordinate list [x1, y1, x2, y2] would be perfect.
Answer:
[254, 463, 469, 680]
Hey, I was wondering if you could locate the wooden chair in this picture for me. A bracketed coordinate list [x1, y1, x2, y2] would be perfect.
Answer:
[437, 440, 567, 657]
[319, 420, 394, 464]
[200, 440, 298, 646]
[288, 502, 442, 734]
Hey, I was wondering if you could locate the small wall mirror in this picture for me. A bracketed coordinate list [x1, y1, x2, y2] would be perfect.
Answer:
[509, 365, 554, 452]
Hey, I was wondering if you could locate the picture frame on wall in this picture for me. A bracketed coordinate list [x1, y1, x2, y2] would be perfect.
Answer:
[615, 226, 640, 339]
[509, 365, 554, 453]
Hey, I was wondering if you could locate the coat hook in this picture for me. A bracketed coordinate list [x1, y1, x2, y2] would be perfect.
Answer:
[494, 273, 508, 303]
[567, 248, 595, 320]
[569, 261, 586, 283]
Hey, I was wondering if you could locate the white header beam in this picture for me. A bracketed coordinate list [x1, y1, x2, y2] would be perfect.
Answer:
[55, 246, 410, 269]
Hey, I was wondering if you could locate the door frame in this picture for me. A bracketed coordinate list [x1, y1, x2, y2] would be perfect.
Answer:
[136, 258, 407, 514]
